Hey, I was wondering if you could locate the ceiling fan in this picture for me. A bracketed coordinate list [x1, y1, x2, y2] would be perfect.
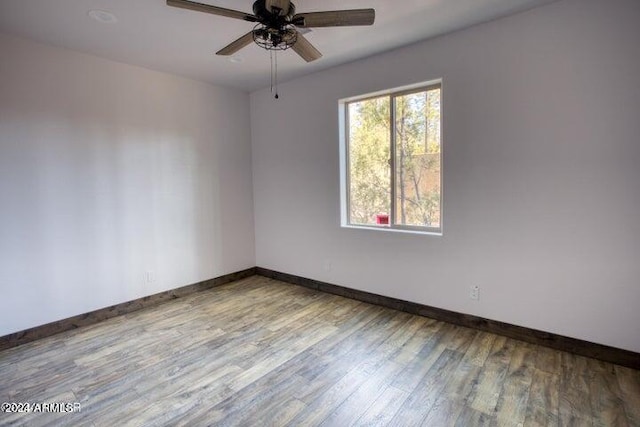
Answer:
[166, 0, 376, 62]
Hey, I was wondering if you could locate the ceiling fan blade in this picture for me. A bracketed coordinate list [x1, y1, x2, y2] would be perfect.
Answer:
[265, 0, 291, 16]
[216, 31, 255, 56]
[292, 32, 322, 62]
[167, 0, 258, 22]
[293, 9, 375, 28]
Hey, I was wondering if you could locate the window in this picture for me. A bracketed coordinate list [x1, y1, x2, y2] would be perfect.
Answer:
[340, 81, 442, 234]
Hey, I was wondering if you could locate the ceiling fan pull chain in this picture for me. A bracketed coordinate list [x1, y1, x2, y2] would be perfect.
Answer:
[269, 50, 279, 99]
[270, 50, 274, 95]
[275, 50, 279, 99]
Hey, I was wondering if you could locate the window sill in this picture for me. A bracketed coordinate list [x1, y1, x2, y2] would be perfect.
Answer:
[341, 224, 443, 236]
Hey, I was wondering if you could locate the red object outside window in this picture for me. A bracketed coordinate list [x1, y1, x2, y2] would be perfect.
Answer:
[376, 214, 389, 225]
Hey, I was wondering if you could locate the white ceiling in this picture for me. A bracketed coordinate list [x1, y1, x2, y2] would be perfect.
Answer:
[0, 0, 557, 91]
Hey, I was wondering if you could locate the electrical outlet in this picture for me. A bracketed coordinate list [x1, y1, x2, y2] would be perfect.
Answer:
[145, 271, 155, 283]
[470, 285, 480, 301]
[323, 259, 332, 272]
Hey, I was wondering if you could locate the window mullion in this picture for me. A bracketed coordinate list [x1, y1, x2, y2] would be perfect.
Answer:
[389, 95, 396, 228]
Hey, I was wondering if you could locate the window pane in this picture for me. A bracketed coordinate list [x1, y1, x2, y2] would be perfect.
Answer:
[394, 88, 441, 228]
[348, 96, 391, 226]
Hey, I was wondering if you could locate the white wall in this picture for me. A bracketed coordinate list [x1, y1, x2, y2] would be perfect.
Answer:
[0, 34, 255, 336]
[251, 0, 640, 352]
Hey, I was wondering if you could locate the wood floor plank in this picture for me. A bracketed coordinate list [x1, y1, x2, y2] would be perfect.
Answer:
[464, 331, 498, 367]
[260, 398, 307, 426]
[524, 369, 560, 427]
[388, 349, 464, 426]
[468, 336, 515, 416]
[559, 352, 596, 426]
[319, 361, 405, 426]
[389, 322, 452, 393]
[288, 363, 371, 425]
[586, 358, 629, 427]
[446, 325, 478, 353]
[187, 373, 308, 426]
[615, 365, 640, 426]
[536, 345, 563, 374]
[441, 360, 482, 404]
[0, 276, 638, 426]
[494, 369, 533, 426]
[421, 397, 465, 427]
[225, 324, 337, 393]
[264, 293, 336, 332]
[493, 342, 537, 426]
[390, 317, 443, 365]
[352, 385, 409, 427]
[455, 405, 495, 426]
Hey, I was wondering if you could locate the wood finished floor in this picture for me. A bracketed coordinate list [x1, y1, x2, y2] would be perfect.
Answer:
[1, 276, 639, 427]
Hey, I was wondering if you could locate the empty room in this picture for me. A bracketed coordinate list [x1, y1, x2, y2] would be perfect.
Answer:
[1, 0, 639, 425]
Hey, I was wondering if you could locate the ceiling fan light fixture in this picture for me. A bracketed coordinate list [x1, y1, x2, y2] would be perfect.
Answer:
[252, 24, 297, 51]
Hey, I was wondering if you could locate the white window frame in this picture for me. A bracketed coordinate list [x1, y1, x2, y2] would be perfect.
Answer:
[339, 79, 443, 236]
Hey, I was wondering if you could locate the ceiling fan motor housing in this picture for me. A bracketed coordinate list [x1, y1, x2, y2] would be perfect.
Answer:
[253, 0, 295, 23]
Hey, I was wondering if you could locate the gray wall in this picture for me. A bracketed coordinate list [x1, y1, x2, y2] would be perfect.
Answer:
[0, 34, 255, 336]
[251, 0, 640, 352]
